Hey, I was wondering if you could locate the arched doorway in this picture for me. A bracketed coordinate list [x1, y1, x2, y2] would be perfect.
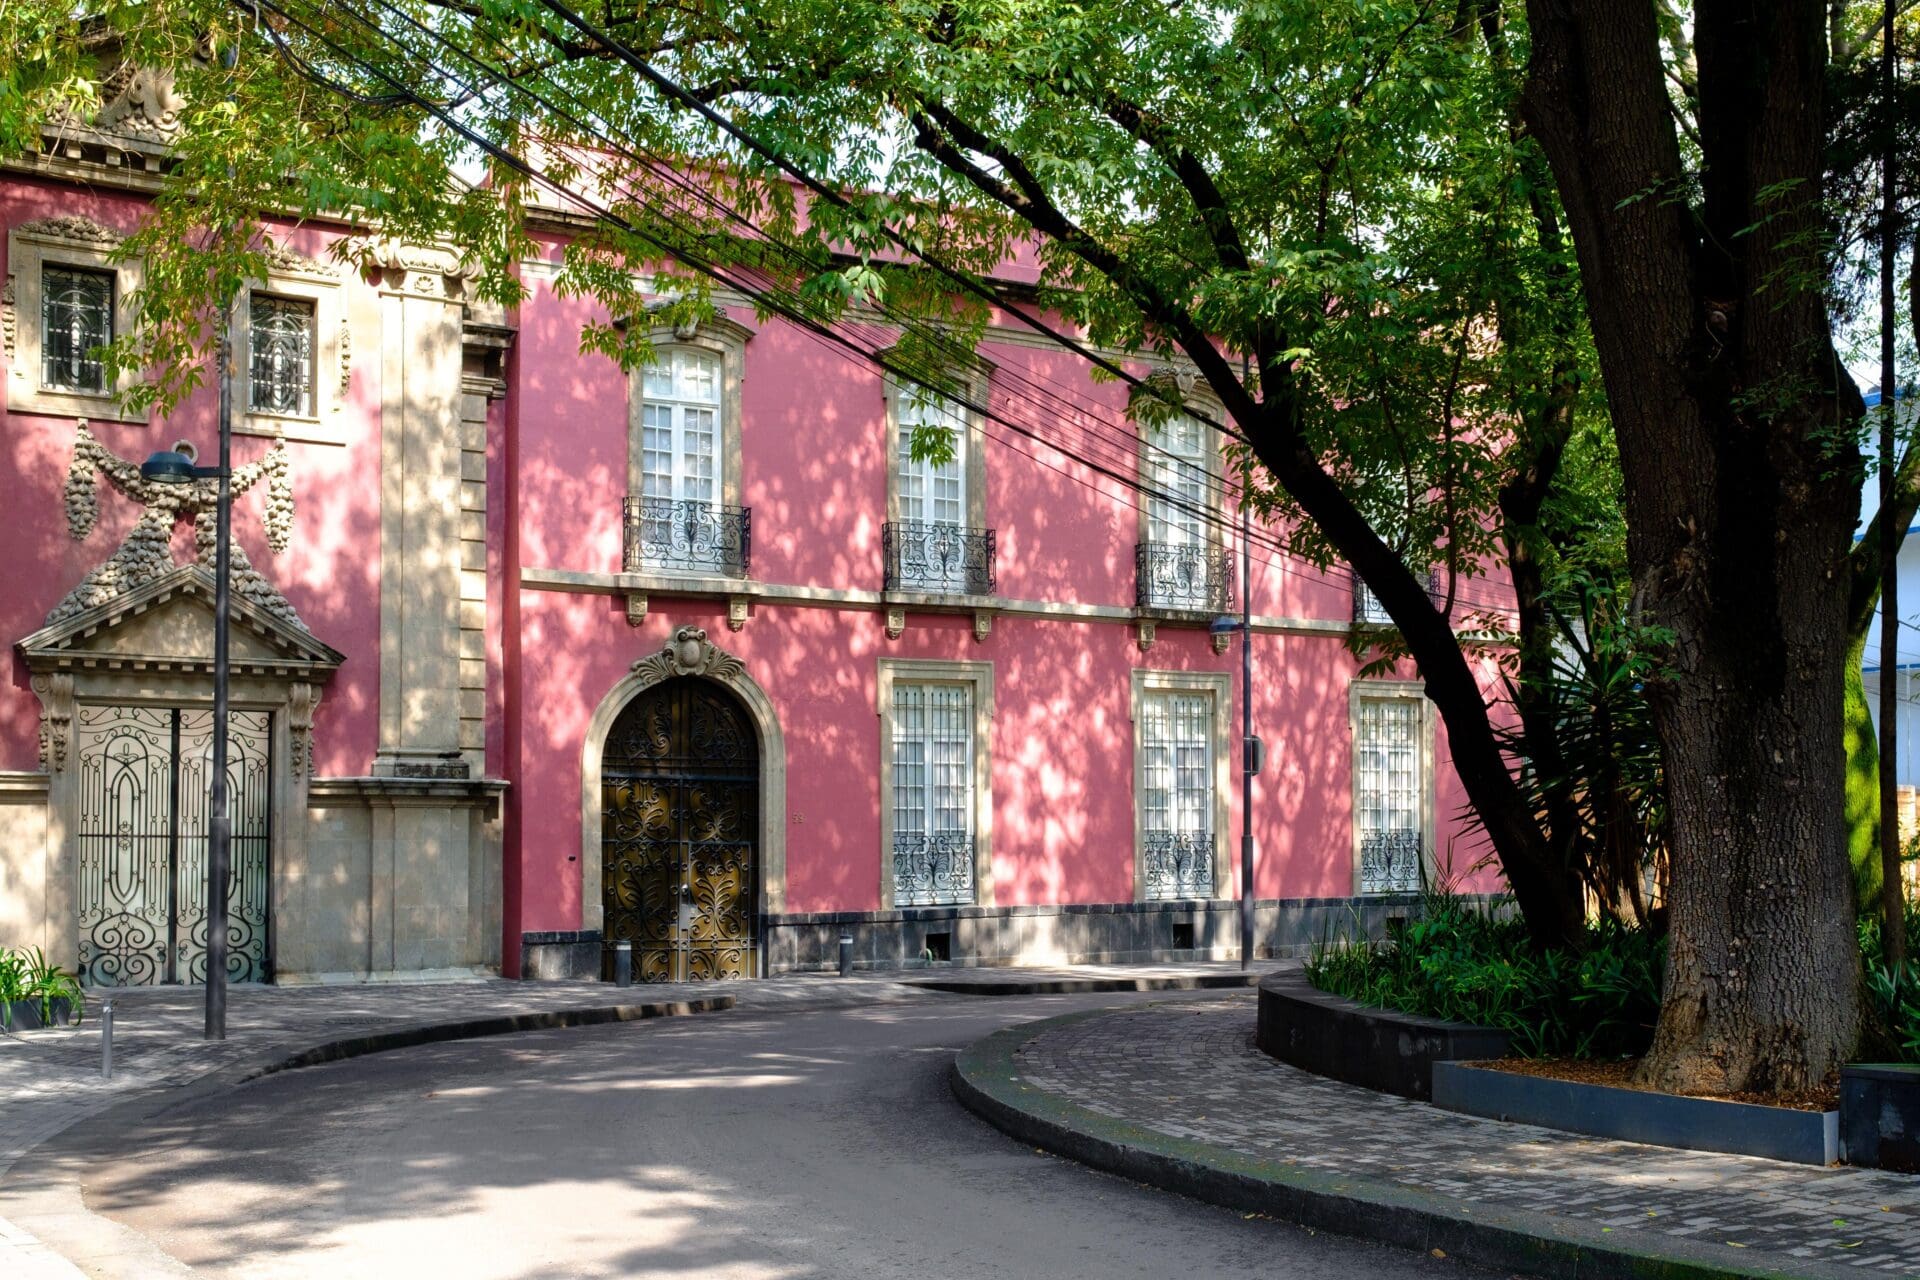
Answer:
[601, 676, 759, 980]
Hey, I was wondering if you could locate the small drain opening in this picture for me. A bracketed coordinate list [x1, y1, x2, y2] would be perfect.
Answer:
[923, 930, 953, 962]
[1171, 921, 1196, 950]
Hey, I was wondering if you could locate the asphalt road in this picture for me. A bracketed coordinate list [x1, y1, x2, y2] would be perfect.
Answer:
[76, 991, 1496, 1279]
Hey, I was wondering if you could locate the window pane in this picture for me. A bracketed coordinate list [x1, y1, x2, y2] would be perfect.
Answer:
[1141, 688, 1213, 899]
[41, 266, 113, 393]
[247, 294, 315, 415]
[1356, 697, 1422, 893]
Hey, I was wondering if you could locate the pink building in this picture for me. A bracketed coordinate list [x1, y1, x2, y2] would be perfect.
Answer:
[0, 80, 1507, 986]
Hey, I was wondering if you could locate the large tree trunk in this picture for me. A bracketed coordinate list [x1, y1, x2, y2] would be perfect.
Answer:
[1523, 0, 1862, 1091]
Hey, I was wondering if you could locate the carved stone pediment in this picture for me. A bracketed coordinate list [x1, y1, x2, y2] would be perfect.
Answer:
[16, 564, 345, 678]
[13, 215, 122, 246]
[632, 626, 745, 685]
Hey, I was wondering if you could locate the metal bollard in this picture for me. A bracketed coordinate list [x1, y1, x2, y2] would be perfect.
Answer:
[838, 931, 853, 978]
[100, 997, 113, 1080]
[613, 940, 633, 987]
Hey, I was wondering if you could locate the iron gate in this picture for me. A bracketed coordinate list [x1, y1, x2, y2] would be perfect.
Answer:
[602, 677, 758, 981]
[75, 705, 273, 986]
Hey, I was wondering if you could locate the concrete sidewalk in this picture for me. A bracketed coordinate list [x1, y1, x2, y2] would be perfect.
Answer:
[953, 997, 1920, 1280]
[0, 961, 1267, 1277]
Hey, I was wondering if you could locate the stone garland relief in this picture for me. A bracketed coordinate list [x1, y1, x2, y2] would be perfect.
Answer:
[51, 421, 306, 629]
[30, 673, 74, 773]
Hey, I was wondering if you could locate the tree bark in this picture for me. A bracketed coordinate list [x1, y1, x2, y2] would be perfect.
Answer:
[1523, 0, 1862, 1091]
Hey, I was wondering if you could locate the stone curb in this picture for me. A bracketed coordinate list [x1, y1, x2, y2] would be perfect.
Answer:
[950, 1009, 1834, 1280]
[905, 973, 1259, 997]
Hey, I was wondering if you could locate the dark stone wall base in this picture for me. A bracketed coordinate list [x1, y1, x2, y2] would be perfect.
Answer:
[520, 930, 601, 981]
[763, 894, 1450, 974]
[1258, 969, 1508, 1101]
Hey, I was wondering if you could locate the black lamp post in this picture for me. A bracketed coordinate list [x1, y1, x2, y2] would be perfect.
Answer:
[140, 319, 234, 1041]
[1211, 497, 1263, 971]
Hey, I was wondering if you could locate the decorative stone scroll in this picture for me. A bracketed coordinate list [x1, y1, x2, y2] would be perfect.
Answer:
[48, 422, 306, 629]
[632, 626, 747, 686]
[287, 682, 318, 778]
[30, 673, 74, 773]
[92, 64, 186, 143]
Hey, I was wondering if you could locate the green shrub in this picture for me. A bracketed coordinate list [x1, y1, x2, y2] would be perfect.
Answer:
[1859, 901, 1920, 1064]
[1305, 892, 1663, 1059]
[0, 945, 85, 1030]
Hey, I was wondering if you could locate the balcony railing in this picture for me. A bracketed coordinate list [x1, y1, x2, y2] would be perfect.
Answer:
[1143, 831, 1215, 900]
[1359, 828, 1423, 895]
[623, 497, 751, 576]
[892, 830, 976, 907]
[1353, 571, 1440, 625]
[1135, 542, 1234, 612]
[883, 521, 997, 595]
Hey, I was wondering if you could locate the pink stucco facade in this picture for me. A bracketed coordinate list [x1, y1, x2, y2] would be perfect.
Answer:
[1, 163, 1511, 983]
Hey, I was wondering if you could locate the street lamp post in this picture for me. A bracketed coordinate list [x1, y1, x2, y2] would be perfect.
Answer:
[1211, 497, 1262, 971]
[139, 314, 235, 1041]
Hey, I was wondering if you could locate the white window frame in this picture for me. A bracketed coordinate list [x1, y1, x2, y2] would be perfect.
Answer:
[876, 659, 994, 908]
[883, 362, 991, 597]
[232, 248, 346, 444]
[6, 216, 147, 423]
[1348, 681, 1437, 895]
[1130, 669, 1232, 900]
[625, 316, 751, 574]
[1134, 390, 1227, 612]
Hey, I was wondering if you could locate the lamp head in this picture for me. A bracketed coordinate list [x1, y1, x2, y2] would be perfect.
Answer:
[1209, 614, 1242, 636]
[140, 440, 201, 485]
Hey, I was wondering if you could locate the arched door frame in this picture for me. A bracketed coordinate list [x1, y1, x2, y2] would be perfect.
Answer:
[580, 627, 787, 960]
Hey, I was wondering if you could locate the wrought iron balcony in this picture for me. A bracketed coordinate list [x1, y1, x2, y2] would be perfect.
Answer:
[1143, 831, 1216, 900]
[1353, 571, 1440, 625]
[883, 520, 997, 596]
[1135, 542, 1234, 613]
[893, 830, 976, 907]
[1359, 829, 1423, 895]
[623, 497, 751, 576]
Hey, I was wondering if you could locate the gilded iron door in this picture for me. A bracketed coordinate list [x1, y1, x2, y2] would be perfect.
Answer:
[602, 677, 758, 981]
[75, 705, 273, 986]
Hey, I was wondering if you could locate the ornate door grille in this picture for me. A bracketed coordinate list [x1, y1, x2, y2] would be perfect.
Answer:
[602, 677, 758, 981]
[75, 705, 273, 986]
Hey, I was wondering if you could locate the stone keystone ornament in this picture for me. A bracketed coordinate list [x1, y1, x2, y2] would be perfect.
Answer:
[49, 421, 306, 628]
[632, 625, 746, 684]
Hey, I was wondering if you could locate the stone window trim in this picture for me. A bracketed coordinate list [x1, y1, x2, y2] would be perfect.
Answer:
[5, 216, 148, 424]
[230, 251, 348, 445]
[881, 357, 992, 543]
[875, 658, 995, 910]
[1346, 679, 1439, 896]
[1129, 668, 1233, 901]
[625, 315, 753, 519]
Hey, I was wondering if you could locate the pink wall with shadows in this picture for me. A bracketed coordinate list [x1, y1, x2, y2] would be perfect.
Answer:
[0, 179, 381, 776]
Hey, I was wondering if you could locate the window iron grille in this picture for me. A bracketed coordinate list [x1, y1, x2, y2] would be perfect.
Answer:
[623, 497, 751, 576]
[248, 294, 316, 416]
[1360, 829, 1424, 895]
[892, 830, 976, 907]
[42, 265, 112, 394]
[883, 520, 996, 595]
[1143, 831, 1215, 900]
[1353, 571, 1442, 625]
[1135, 542, 1234, 612]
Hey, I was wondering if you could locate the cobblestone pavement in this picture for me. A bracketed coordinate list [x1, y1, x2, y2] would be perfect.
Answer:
[1010, 998, 1920, 1278]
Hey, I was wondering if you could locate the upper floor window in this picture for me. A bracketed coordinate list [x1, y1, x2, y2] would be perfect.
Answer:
[1136, 409, 1232, 612]
[232, 243, 347, 444]
[41, 265, 113, 394]
[1352, 688, 1430, 894]
[623, 315, 753, 578]
[247, 293, 316, 417]
[883, 367, 994, 596]
[6, 215, 146, 422]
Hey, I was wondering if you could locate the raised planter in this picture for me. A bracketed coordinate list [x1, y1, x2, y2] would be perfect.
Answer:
[1841, 1063, 1920, 1172]
[1256, 970, 1507, 1100]
[1433, 1061, 1841, 1166]
[3, 997, 76, 1031]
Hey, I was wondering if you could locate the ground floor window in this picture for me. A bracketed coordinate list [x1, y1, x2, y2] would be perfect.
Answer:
[1139, 688, 1216, 900]
[1353, 691, 1426, 894]
[890, 680, 978, 907]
